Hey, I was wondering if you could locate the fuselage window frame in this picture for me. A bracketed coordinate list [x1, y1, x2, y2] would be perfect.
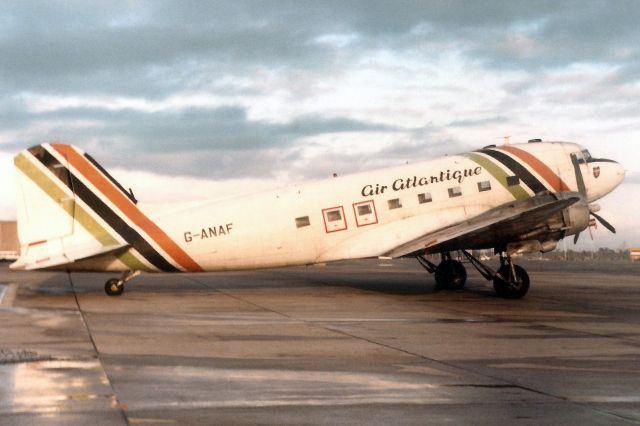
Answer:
[295, 216, 311, 228]
[353, 200, 378, 227]
[418, 192, 432, 204]
[506, 175, 519, 186]
[448, 187, 462, 198]
[322, 206, 348, 233]
[387, 198, 402, 210]
[477, 180, 492, 192]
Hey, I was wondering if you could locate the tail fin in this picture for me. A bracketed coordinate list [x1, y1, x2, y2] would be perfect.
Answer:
[11, 143, 131, 270]
[11, 143, 202, 273]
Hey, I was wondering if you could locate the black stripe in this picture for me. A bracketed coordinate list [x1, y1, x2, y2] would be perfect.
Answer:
[85, 153, 137, 204]
[28, 145, 73, 187]
[589, 158, 617, 164]
[28, 146, 178, 272]
[478, 149, 548, 194]
[570, 153, 587, 196]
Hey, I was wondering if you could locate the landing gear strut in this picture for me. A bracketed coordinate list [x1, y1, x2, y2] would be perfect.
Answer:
[492, 253, 529, 299]
[460, 250, 530, 299]
[104, 270, 140, 296]
[417, 252, 467, 290]
[417, 250, 530, 298]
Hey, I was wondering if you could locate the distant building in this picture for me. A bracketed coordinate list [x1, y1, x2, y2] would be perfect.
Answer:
[631, 248, 640, 262]
[0, 221, 19, 260]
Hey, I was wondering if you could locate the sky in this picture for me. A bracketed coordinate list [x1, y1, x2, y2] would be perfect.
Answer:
[1, 1, 638, 249]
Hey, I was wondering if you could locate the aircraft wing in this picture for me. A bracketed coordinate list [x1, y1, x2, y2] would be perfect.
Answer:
[383, 193, 580, 258]
[11, 242, 129, 271]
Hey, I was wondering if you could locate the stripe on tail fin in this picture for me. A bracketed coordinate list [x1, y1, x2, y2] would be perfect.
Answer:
[12, 143, 202, 273]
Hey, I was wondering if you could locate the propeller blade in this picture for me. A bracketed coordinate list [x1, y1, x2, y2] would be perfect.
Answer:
[591, 212, 616, 234]
[573, 232, 580, 244]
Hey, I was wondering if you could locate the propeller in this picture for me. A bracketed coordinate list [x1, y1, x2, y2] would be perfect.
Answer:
[574, 204, 616, 244]
[590, 211, 616, 234]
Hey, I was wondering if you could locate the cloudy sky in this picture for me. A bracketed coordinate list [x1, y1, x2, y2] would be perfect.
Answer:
[1, 1, 638, 249]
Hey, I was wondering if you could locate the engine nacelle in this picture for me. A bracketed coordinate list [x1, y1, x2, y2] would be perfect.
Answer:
[556, 192, 590, 237]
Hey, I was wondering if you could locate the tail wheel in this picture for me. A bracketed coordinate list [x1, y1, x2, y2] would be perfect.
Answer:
[435, 259, 467, 290]
[493, 265, 529, 299]
[105, 278, 124, 296]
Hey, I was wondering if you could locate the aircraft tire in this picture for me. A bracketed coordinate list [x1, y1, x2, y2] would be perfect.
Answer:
[105, 278, 124, 296]
[434, 259, 467, 290]
[493, 265, 529, 299]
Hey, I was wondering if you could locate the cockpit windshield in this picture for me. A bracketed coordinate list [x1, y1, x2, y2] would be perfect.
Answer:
[574, 149, 593, 164]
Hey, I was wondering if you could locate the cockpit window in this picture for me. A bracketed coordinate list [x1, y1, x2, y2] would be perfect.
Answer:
[574, 150, 593, 164]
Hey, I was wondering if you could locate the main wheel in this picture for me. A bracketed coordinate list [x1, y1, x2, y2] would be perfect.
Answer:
[493, 264, 529, 299]
[105, 278, 124, 296]
[434, 259, 467, 290]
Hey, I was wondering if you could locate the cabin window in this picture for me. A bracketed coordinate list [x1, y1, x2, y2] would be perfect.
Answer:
[388, 198, 402, 209]
[418, 193, 432, 204]
[506, 175, 519, 186]
[448, 187, 462, 198]
[477, 180, 491, 192]
[326, 210, 342, 222]
[295, 216, 310, 228]
[322, 206, 347, 233]
[357, 204, 372, 215]
[353, 200, 378, 227]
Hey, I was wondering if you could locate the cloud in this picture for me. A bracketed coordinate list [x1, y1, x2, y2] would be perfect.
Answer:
[449, 116, 510, 128]
[1, 1, 640, 248]
[3, 1, 638, 99]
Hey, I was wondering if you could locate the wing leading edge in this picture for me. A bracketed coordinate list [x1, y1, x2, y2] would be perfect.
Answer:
[383, 192, 581, 258]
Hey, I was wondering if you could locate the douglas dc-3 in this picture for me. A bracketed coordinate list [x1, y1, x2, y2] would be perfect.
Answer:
[10, 140, 624, 298]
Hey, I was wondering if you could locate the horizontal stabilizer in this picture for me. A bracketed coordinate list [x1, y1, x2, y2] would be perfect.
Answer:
[10, 243, 129, 271]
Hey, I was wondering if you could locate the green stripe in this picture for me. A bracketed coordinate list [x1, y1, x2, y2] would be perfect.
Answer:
[15, 153, 147, 271]
[465, 153, 530, 200]
[116, 251, 147, 270]
[15, 154, 76, 217]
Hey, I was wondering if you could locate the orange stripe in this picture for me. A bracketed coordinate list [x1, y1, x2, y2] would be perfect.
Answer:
[51, 144, 203, 272]
[499, 146, 570, 192]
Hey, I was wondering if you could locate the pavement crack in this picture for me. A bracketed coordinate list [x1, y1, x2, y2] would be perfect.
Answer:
[67, 272, 130, 426]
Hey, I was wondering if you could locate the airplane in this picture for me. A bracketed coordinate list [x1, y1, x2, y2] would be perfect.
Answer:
[10, 140, 624, 299]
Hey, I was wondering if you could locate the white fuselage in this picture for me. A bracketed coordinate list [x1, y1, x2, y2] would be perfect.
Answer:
[76, 141, 620, 273]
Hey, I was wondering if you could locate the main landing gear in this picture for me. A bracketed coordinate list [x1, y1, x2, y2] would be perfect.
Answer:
[104, 270, 140, 296]
[491, 254, 530, 299]
[417, 253, 467, 290]
[417, 251, 530, 299]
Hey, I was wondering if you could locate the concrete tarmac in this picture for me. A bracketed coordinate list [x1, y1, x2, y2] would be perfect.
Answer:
[0, 258, 639, 425]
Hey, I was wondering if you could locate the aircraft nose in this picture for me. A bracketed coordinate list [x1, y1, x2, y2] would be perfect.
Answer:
[609, 160, 625, 188]
[615, 161, 625, 181]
